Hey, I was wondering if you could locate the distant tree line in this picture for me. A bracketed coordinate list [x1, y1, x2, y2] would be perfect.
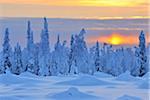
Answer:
[0, 18, 148, 77]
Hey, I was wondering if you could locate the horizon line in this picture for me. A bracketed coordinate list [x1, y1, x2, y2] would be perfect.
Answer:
[0, 16, 150, 21]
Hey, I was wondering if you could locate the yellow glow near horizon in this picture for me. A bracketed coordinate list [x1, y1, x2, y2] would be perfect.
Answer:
[109, 34, 122, 45]
[88, 33, 141, 45]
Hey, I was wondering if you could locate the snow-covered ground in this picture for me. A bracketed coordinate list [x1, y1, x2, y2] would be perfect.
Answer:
[0, 71, 149, 100]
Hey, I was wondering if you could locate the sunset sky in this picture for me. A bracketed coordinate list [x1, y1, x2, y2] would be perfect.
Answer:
[0, 0, 149, 46]
[0, 0, 149, 19]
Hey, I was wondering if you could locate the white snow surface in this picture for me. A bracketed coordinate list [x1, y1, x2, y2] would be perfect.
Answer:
[0, 71, 149, 100]
[55, 74, 116, 86]
[115, 71, 141, 82]
[116, 95, 141, 100]
[50, 87, 100, 100]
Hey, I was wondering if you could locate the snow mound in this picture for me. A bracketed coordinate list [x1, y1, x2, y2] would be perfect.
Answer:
[94, 72, 113, 78]
[116, 95, 141, 100]
[0, 71, 42, 85]
[55, 75, 115, 86]
[115, 71, 140, 82]
[20, 72, 38, 78]
[50, 87, 99, 100]
[143, 72, 150, 79]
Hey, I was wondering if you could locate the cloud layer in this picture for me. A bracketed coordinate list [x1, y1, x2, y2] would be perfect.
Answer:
[0, 0, 149, 18]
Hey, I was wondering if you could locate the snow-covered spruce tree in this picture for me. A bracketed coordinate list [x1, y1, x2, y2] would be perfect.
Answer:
[109, 47, 134, 76]
[0, 28, 12, 74]
[0, 53, 3, 74]
[68, 35, 78, 74]
[108, 47, 131, 76]
[111, 48, 125, 76]
[11, 43, 23, 75]
[32, 44, 40, 75]
[94, 41, 101, 72]
[26, 21, 35, 72]
[49, 59, 58, 76]
[52, 35, 69, 75]
[117, 48, 127, 74]
[138, 31, 148, 76]
[39, 17, 50, 76]
[123, 48, 135, 73]
[131, 47, 140, 76]
[89, 45, 96, 72]
[27, 21, 34, 51]
[100, 43, 113, 73]
[105, 46, 115, 75]
[73, 28, 92, 74]
[100, 43, 107, 72]
[40, 17, 50, 55]
[132, 31, 147, 77]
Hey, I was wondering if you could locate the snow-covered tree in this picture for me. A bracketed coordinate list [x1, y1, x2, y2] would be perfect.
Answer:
[0, 28, 12, 74]
[52, 35, 69, 75]
[27, 21, 34, 51]
[22, 49, 28, 72]
[112, 48, 125, 76]
[68, 35, 75, 73]
[49, 59, 58, 76]
[138, 31, 147, 76]
[94, 41, 101, 72]
[131, 31, 147, 77]
[117, 48, 127, 74]
[39, 54, 50, 76]
[32, 44, 40, 75]
[100, 43, 112, 73]
[104, 50, 116, 76]
[40, 17, 50, 55]
[26, 21, 35, 72]
[11, 43, 23, 75]
[123, 48, 134, 72]
[106, 47, 132, 76]
[39, 17, 50, 76]
[72, 28, 91, 74]
[89, 45, 96, 73]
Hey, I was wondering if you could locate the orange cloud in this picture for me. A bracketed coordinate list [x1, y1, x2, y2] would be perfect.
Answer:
[0, 4, 149, 19]
[0, 0, 148, 7]
[0, 0, 149, 18]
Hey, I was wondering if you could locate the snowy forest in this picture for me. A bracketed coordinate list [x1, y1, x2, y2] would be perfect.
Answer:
[0, 18, 148, 77]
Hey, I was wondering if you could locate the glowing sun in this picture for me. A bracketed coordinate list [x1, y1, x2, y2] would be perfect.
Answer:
[109, 34, 123, 45]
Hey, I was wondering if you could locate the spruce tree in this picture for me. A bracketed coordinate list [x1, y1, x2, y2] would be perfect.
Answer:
[26, 21, 35, 72]
[39, 17, 50, 76]
[0, 28, 12, 74]
[33, 45, 40, 75]
[52, 35, 69, 75]
[27, 21, 34, 51]
[137, 31, 147, 77]
[73, 28, 90, 73]
[95, 41, 101, 71]
[68, 35, 74, 73]
[12, 43, 23, 75]
[40, 17, 50, 55]
[131, 31, 147, 77]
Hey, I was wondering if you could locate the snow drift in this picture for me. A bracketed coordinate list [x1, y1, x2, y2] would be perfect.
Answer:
[115, 71, 141, 82]
[117, 95, 141, 100]
[55, 75, 116, 86]
[50, 87, 99, 100]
